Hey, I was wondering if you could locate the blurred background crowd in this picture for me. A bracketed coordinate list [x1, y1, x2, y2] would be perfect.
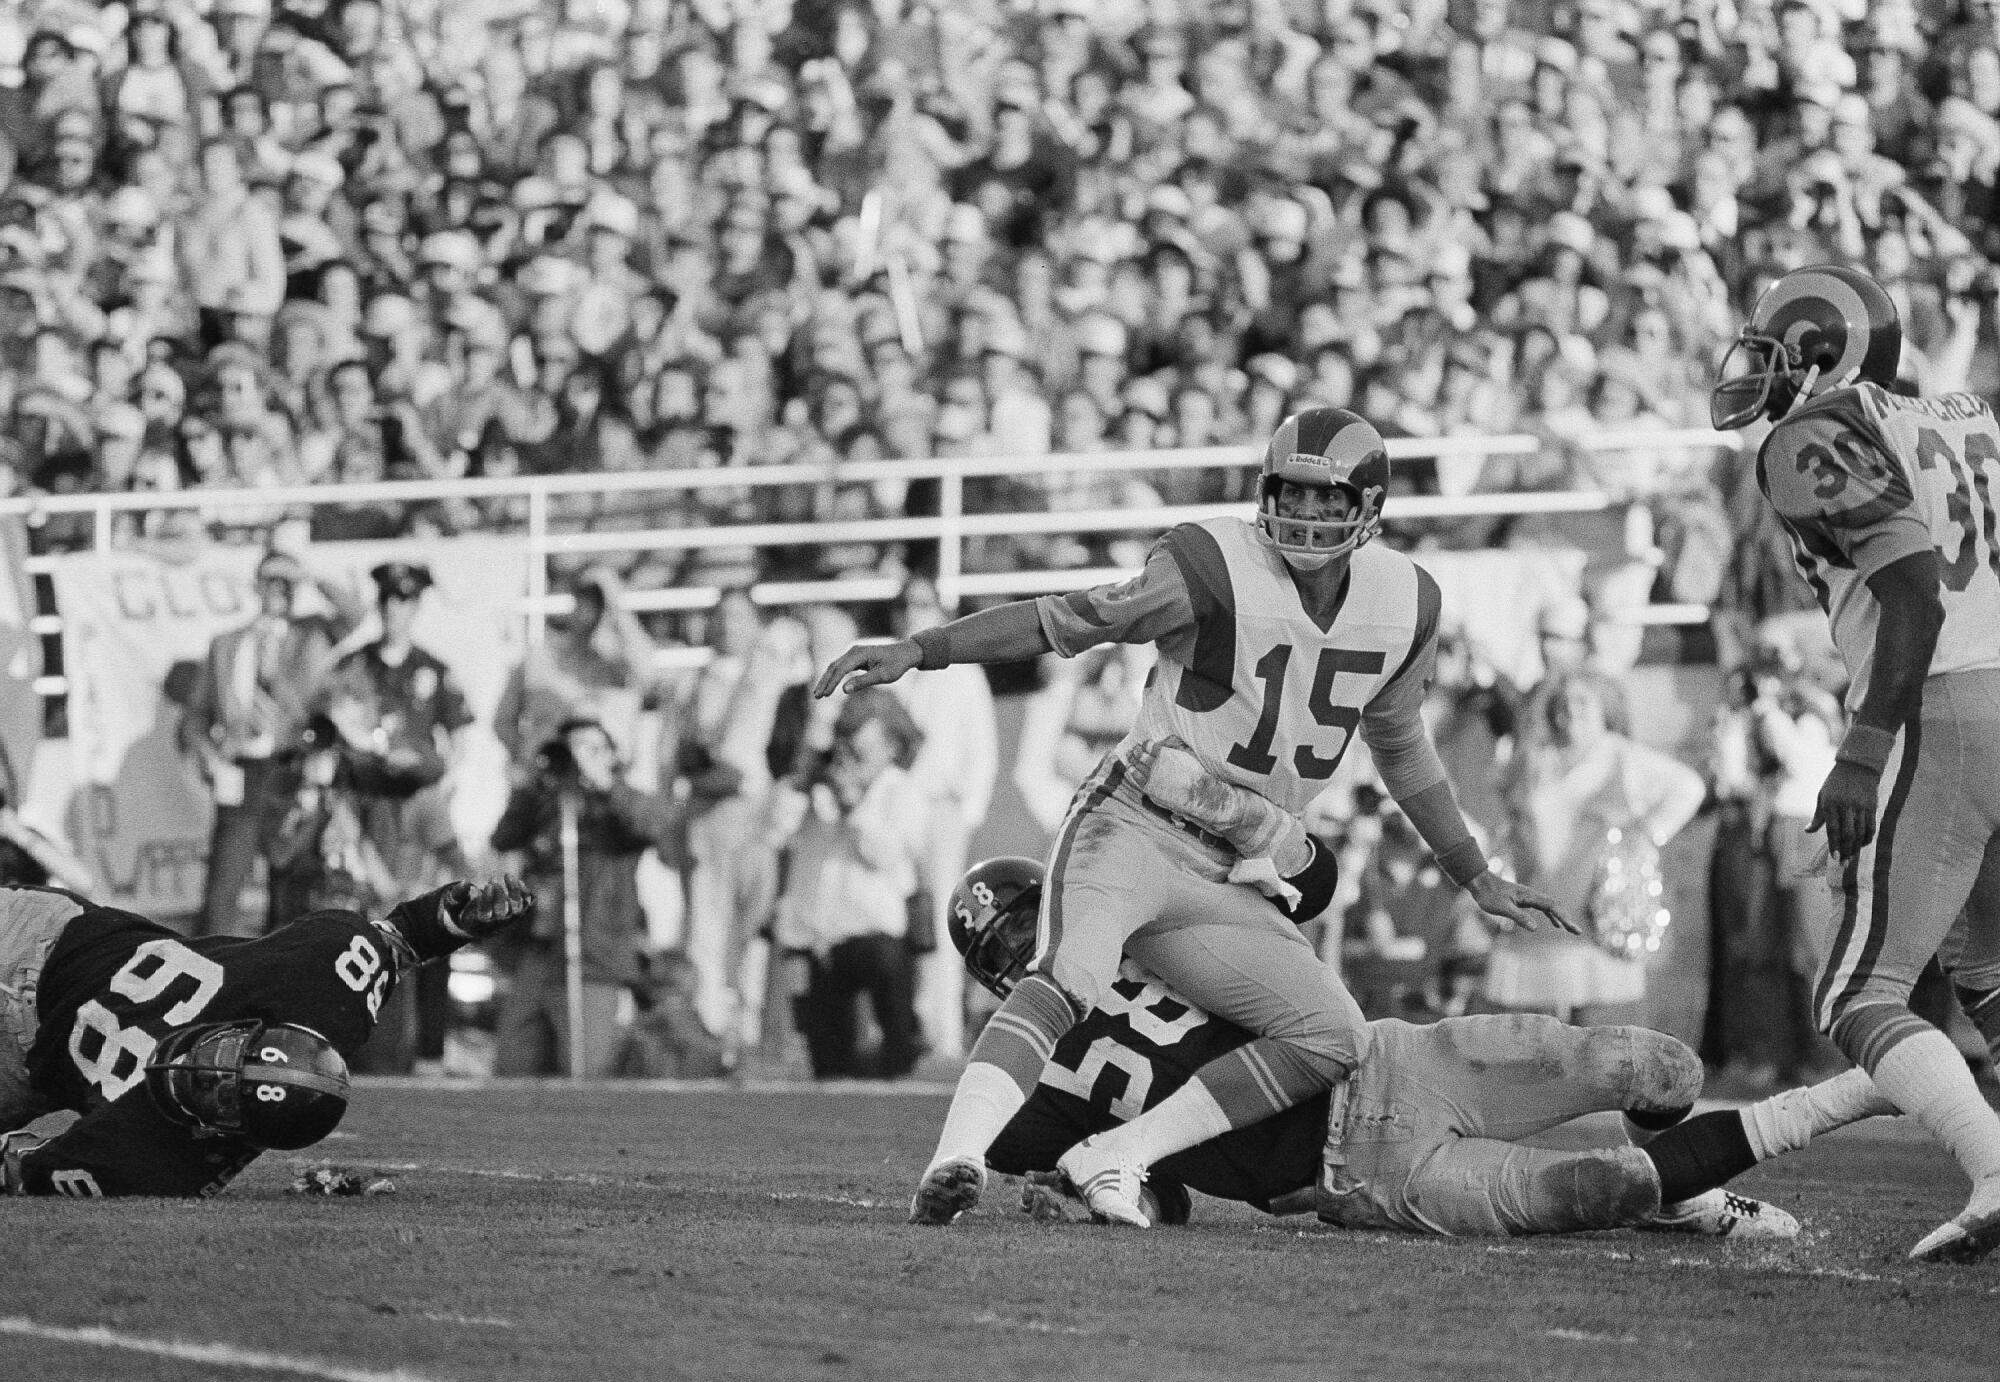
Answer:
[3, 0, 1999, 1090]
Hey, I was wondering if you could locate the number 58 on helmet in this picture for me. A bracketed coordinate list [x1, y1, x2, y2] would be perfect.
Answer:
[145, 1020, 351, 1151]
[946, 857, 1045, 999]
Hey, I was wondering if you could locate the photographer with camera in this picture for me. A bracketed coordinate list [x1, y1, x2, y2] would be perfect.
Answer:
[488, 717, 682, 1078]
[769, 687, 929, 1081]
[183, 546, 362, 937]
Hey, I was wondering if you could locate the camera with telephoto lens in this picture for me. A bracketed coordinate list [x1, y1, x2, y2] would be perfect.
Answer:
[534, 736, 580, 786]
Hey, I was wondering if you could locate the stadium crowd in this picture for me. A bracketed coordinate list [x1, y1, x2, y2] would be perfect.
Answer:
[0, 0, 1994, 598]
[6, 0, 2000, 1079]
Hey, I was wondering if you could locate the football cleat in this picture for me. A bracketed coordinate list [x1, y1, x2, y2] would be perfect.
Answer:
[908, 1155, 986, 1226]
[1909, 1176, 2000, 1264]
[1056, 1137, 1151, 1228]
[1641, 1189, 1799, 1241]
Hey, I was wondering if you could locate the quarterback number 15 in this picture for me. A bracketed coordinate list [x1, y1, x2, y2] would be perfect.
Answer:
[1226, 645, 1385, 780]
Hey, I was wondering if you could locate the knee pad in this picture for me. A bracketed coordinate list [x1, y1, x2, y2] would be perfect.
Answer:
[1618, 1028, 1704, 1114]
[1533, 1147, 1660, 1233]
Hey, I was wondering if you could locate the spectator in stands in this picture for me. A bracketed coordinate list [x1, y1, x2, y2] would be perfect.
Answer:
[491, 716, 681, 1078]
[770, 687, 928, 1081]
[178, 138, 285, 352]
[181, 547, 360, 936]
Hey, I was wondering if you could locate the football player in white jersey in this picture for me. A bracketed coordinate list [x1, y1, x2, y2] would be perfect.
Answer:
[816, 407, 1572, 1228]
[1712, 263, 2000, 1263]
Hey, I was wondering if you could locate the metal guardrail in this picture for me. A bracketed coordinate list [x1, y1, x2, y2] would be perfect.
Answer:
[10, 428, 1741, 650]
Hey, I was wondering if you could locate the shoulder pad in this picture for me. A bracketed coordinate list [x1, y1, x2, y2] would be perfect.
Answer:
[1759, 403, 1911, 531]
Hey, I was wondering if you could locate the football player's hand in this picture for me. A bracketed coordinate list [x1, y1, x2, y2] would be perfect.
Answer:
[1809, 760, 1881, 861]
[441, 876, 537, 940]
[812, 639, 922, 698]
[1465, 870, 1579, 935]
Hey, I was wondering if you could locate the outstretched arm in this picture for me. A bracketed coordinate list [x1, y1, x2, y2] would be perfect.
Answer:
[1360, 661, 1577, 935]
[813, 540, 1200, 698]
[813, 600, 1051, 697]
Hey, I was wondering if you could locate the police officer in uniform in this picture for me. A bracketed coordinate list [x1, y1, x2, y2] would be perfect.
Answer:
[311, 562, 475, 1073]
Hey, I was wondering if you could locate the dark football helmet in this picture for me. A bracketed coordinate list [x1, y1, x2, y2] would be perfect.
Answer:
[947, 856, 1044, 999]
[1710, 264, 1901, 430]
[145, 1021, 351, 1151]
[1256, 407, 1391, 569]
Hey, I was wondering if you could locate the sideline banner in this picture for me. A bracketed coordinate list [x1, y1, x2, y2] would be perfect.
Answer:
[50, 538, 528, 917]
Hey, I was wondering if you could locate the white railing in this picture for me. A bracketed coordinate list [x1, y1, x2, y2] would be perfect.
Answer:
[5, 428, 1740, 653]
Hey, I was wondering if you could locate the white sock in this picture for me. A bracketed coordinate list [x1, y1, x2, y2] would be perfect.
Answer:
[1743, 1067, 1898, 1162]
[1871, 1030, 2000, 1184]
[1090, 1078, 1231, 1169]
[927, 1061, 1027, 1171]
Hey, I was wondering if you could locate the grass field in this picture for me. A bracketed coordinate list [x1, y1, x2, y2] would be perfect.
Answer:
[4, 1081, 1997, 1382]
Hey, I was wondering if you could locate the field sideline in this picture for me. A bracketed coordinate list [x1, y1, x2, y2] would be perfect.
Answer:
[4, 1082, 1997, 1382]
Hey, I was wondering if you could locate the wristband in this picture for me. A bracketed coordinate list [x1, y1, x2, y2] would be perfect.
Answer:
[1436, 839, 1492, 889]
[911, 627, 951, 671]
[1834, 723, 1897, 774]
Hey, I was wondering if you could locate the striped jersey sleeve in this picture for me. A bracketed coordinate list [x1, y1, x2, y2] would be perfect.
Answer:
[1033, 528, 1203, 657]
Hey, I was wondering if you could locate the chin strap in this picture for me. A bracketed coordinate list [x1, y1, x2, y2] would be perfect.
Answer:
[1774, 363, 1821, 421]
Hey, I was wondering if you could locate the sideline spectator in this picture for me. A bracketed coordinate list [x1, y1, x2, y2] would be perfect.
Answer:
[1707, 645, 1843, 1091]
[660, 587, 784, 1043]
[1489, 669, 1706, 1024]
[181, 546, 360, 936]
[490, 717, 681, 1078]
[311, 561, 473, 1074]
[886, 576, 997, 1059]
[770, 687, 928, 1081]
[494, 566, 655, 769]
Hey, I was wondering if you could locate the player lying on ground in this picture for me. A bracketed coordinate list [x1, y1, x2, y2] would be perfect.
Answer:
[950, 857, 1896, 1238]
[0, 878, 534, 1196]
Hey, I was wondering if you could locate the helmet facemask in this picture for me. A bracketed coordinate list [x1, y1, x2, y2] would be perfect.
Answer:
[1258, 469, 1380, 570]
[1709, 333, 1797, 430]
[145, 1020, 351, 1150]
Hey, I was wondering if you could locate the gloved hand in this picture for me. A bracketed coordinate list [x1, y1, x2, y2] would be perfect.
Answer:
[439, 876, 538, 941]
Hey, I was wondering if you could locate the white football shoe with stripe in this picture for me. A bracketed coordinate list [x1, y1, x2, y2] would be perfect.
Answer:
[1909, 1175, 2000, 1264]
[1641, 1189, 1799, 1241]
[1056, 1136, 1151, 1228]
[908, 1156, 986, 1226]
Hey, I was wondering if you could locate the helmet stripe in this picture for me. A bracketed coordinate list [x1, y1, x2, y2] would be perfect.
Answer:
[1761, 268, 1871, 389]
